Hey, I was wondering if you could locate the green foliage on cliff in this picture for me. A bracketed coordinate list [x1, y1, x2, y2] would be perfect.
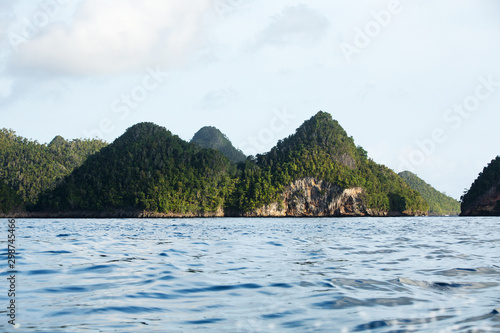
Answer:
[191, 126, 246, 163]
[231, 112, 429, 213]
[0, 129, 107, 207]
[399, 171, 460, 215]
[36, 123, 237, 213]
[461, 156, 500, 213]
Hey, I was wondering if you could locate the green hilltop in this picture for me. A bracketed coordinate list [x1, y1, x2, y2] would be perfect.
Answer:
[231, 111, 428, 214]
[36, 123, 236, 214]
[191, 126, 246, 163]
[398, 171, 460, 216]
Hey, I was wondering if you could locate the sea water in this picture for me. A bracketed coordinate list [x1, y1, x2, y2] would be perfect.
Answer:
[1, 217, 499, 332]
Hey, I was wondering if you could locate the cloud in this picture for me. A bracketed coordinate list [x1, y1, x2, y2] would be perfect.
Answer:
[198, 87, 238, 110]
[212, 0, 251, 19]
[12, 0, 212, 75]
[255, 4, 329, 47]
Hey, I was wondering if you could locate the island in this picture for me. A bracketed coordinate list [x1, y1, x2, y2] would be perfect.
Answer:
[1, 112, 432, 218]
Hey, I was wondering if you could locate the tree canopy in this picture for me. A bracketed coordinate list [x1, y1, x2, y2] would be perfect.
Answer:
[36, 123, 237, 214]
[0, 128, 106, 210]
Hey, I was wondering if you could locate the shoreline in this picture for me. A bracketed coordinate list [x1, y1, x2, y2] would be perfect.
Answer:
[1, 210, 429, 219]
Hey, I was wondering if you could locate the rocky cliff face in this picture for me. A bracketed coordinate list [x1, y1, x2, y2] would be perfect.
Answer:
[245, 177, 428, 217]
[461, 182, 500, 216]
[246, 177, 382, 217]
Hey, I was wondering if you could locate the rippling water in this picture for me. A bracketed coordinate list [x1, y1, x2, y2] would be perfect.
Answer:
[2, 217, 500, 332]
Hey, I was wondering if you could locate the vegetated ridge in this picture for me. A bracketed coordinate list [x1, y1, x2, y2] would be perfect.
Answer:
[0, 129, 107, 214]
[398, 171, 460, 216]
[35, 123, 236, 216]
[5, 111, 430, 217]
[461, 156, 500, 216]
[230, 111, 428, 216]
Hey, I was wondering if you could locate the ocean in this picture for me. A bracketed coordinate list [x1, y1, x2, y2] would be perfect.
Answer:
[2, 217, 499, 332]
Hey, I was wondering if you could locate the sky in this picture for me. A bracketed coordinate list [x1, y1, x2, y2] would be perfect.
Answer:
[1, 0, 499, 200]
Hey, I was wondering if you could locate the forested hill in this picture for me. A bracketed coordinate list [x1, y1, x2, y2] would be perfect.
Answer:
[232, 111, 429, 214]
[0, 129, 107, 212]
[36, 123, 237, 214]
[461, 156, 500, 216]
[191, 126, 246, 163]
[6, 111, 430, 217]
[398, 171, 460, 215]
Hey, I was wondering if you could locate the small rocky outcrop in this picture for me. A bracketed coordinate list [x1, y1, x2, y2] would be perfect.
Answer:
[336, 153, 356, 169]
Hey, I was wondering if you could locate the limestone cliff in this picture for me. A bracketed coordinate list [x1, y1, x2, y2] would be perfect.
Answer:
[245, 177, 423, 217]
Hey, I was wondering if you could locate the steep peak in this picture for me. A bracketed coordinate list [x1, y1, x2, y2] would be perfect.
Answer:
[191, 126, 246, 163]
[310, 110, 334, 122]
[192, 126, 226, 147]
[48, 135, 67, 147]
[292, 111, 350, 146]
[263, 111, 358, 168]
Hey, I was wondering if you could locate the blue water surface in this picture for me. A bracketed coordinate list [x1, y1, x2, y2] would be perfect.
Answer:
[1, 217, 499, 332]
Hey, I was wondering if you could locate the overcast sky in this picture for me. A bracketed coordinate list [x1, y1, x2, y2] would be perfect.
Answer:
[1, 0, 499, 199]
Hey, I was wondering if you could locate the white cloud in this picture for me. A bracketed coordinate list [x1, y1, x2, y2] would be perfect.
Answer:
[198, 87, 238, 110]
[12, 0, 212, 75]
[212, 0, 253, 19]
[255, 4, 329, 47]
